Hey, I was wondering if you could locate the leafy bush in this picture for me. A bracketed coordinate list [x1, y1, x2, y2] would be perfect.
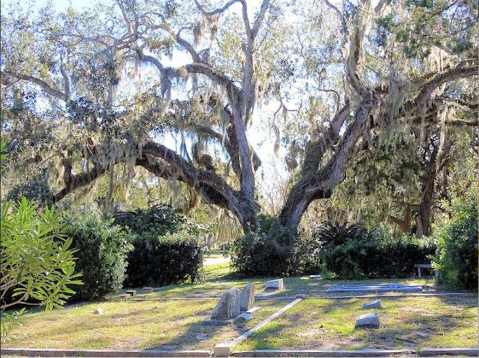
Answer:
[63, 209, 132, 301]
[6, 179, 53, 207]
[124, 230, 202, 287]
[319, 227, 436, 279]
[230, 221, 299, 276]
[114, 206, 203, 287]
[1, 198, 82, 341]
[432, 198, 478, 291]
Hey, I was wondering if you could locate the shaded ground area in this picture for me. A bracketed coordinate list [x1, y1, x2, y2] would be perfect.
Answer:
[3, 298, 286, 351]
[235, 295, 478, 351]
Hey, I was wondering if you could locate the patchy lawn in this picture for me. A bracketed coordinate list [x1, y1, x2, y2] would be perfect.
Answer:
[235, 295, 478, 351]
[4, 262, 475, 352]
[3, 298, 285, 351]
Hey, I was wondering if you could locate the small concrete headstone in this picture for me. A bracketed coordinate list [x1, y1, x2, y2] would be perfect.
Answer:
[211, 288, 240, 320]
[240, 283, 255, 311]
[355, 312, 380, 328]
[237, 312, 253, 321]
[265, 279, 283, 290]
[363, 299, 382, 309]
[93, 308, 104, 314]
[142, 287, 154, 294]
[309, 275, 321, 280]
[126, 290, 137, 296]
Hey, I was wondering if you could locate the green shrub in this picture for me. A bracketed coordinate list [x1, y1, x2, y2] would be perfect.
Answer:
[124, 230, 202, 287]
[6, 179, 53, 207]
[432, 198, 478, 291]
[1, 198, 82, 341]
[63, 209, 132, 301]
[230, 222, 299, 276]
[319, 228, 436, 279]
[114, 206, 203, 287]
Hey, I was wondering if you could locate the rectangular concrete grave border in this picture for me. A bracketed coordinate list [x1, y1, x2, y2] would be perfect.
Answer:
[231, 349, 413, 357]
[0, 348, 211, 357]
[419, 348, 479, 356]
[326, 284, 422, 293]
[111, 291, 474, 304]
[214, 297, 304, 357]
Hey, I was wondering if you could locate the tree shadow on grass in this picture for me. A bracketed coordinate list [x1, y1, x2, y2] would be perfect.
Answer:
[144, 298, 301, 351]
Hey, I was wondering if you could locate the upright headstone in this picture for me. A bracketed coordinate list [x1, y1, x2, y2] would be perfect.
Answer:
[211, 288, 241, 320]
[142, 287, 154, 294]
[126, 290, 137, 296]
[240, 283, 255, 311]
[265, 279, 283, 290]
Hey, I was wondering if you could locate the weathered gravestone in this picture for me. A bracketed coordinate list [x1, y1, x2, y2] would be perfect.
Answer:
[211, 288, 241, 320]
[126, 290, 137, 296]
[355, 312, 380, 328]
[93, 308, 104, 314]
[363, 299, 382, 309]
[240, 283, 255, 311]
[265, 279, 283, 290]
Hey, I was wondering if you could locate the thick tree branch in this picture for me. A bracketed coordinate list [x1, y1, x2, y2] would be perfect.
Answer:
[3, 70, 67, 101]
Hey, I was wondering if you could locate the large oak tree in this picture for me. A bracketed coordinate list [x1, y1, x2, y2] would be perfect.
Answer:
[1, 0, 477, 234]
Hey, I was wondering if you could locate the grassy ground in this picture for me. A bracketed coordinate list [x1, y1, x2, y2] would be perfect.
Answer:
[235, 295, 478, 351]
[4, 298, 286, 350]
[4, 262, 477, 352]
[202, 249, 227, 260]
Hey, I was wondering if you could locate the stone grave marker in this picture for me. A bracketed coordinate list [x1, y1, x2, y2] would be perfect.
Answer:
[240, 283, 255, 311]
[363, 299, 382, 309]
[142, 287, 154, 294]
[355, 312, 380, 328]
[126, 290, 137, 296]
[265, 279, 283, 290]
[93, 308, 104, 314]
[211, 288, 241, 320]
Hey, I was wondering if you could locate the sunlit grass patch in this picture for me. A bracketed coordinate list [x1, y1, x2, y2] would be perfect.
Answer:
[235, 295, 478, 351]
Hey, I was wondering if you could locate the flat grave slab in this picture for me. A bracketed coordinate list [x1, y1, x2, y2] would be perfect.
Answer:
[326, 284, 422, 293]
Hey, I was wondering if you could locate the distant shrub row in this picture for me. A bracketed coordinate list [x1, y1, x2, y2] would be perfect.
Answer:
[231, 201, 478, 292]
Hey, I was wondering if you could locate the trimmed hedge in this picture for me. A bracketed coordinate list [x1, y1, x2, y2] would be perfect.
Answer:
[114, 206, 203, 287]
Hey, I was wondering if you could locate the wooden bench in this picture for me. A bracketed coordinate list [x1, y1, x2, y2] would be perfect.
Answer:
[415, 263, 433, 278]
